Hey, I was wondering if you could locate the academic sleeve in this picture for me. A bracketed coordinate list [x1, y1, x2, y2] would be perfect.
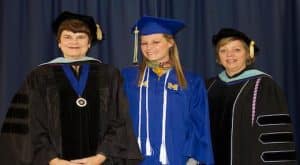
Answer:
[0, 80, 33, 165]
[97, 68, 142, 164]
[257, 77, 289, 113]
[183, 76, 214, 165]
[255, 76, 297, 163]
[0, 69, 58, 165]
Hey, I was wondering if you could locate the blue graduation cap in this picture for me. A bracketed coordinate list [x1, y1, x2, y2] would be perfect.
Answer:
[133, 16, 185, 36]
[132, 16, 185, 63]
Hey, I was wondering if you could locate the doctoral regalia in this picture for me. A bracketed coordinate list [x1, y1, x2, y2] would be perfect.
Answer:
[206, 68, 297, 165]
[0, 58, 142, 165]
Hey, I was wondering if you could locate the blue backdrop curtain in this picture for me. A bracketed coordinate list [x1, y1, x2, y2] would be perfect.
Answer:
[1, 0, 299, 162]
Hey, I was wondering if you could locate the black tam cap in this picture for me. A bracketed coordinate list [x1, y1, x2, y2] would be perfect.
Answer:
[212, 28, 259, 53]
[52, 11, 102, 43]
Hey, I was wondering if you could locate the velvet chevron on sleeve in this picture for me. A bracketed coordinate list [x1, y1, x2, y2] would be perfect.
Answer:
[0, 60, 142, 165]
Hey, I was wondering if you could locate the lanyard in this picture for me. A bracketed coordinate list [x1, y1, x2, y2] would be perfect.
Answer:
[62, 64, 90, 97]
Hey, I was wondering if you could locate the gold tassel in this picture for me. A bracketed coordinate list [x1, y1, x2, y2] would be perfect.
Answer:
[250, 40, 255, 58]
[133, 26, 139, 64]
[96, 24, 102, 41]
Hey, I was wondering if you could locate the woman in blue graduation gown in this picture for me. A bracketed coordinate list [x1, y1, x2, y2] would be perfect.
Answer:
[206, 28, 297, 165]
[0, 11, 142, 165]
[122, 16, 214, 165]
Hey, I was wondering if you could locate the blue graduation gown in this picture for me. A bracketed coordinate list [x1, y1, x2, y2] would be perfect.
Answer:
[122, 66, 214, 165]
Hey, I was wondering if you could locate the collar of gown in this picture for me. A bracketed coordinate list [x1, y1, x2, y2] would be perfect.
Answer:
[39, 56, 101, 65]
[218, 68, 270, 83]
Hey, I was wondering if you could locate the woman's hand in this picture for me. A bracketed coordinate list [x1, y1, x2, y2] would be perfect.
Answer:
[49, 157, 79, 165]
[70, 154, 106, 165]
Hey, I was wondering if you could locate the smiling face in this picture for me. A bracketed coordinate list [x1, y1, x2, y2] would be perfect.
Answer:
[217, 39, 249, 76]
[140, 33, 174, 63]
[58, 30, 90, 59]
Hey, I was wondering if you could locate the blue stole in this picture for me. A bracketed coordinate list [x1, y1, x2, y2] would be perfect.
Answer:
[62, 64, 90, 107]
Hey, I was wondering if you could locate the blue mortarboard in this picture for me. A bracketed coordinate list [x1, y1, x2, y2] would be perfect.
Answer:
[131, 16, 185, 64]
[133, 16, 185, 36]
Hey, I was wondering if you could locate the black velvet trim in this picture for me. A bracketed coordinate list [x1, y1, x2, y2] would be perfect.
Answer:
[1, 122, 29, 134]
[11, 93, 28, 104]
[257, 114, 291, 126]
[259, 132, 294, 144]
[6, 107, 28, 119]
[261, 151, 296, 162]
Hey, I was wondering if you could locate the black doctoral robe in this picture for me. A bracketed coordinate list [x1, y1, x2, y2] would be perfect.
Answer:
[0, 60, 142, 165]
[206, 68, 297, 165]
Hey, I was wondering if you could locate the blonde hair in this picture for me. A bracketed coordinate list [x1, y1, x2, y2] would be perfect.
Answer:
[138, 34, 187, 88]
[215, 37, 256, 66]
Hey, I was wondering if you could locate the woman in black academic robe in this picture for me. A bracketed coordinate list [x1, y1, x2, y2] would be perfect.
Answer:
[0, 11, 142, 165]
[206, 28, 297, 165]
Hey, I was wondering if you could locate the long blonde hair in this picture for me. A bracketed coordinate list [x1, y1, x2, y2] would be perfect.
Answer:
[138, 34, 187, 88]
